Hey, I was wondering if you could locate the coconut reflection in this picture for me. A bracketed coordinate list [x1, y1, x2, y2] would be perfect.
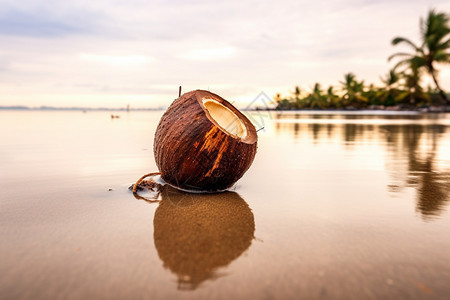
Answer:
[274, 113, 450, 220]
[135, 183, 255, 290]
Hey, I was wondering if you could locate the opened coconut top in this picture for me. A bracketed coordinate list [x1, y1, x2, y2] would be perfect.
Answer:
[195, 90, 257, 144]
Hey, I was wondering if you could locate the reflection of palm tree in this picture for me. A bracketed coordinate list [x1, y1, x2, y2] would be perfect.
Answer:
[343, 124, 358, 143]
[274, 113, 305, 139]
[416, 155, 450, 221]
[153, 186, 255, 290]
[309, 123, 322, 141]
[383, 124, 450, 220]
[389, 9, 450, 103]
[326, 123, 334, 138]
[294, 113, 300, 137]
[408, 125, 449, 220]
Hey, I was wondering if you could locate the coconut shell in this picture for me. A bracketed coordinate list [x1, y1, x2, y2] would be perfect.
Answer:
[154, 90, 257, 192]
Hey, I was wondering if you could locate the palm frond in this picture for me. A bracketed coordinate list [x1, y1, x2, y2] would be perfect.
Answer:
[434, 51, 450, 63]
[388, 52, 414, 61]
[439, 37, 450, 49]
[392, 59, 414, 72]
[392, 37, 422, 53]
[410, 56, 427, 68]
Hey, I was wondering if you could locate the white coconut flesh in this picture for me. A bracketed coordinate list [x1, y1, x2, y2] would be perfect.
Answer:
[202, 99, 247, 138]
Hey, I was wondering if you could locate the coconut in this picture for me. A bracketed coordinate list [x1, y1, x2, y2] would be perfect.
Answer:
[153, 90, 257, 192]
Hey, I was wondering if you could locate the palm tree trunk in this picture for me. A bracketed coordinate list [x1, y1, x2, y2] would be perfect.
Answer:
[430, 69, 449, 104]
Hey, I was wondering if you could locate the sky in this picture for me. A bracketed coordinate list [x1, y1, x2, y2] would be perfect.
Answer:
[0, 0, 449, 108]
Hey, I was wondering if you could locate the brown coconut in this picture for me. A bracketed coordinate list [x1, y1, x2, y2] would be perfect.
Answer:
[154, 90, 257, 192]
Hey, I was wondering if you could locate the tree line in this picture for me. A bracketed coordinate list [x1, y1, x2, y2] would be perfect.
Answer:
[275, 9, 450, 110]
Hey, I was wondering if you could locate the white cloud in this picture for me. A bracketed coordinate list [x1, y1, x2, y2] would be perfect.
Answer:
[79, 53, 155, 66]
[180, 47, 237, 61]
[0, 0, 449, 107]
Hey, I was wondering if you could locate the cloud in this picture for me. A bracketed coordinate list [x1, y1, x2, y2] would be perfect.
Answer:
[180, 47, 237, 61]
[0, 4, 106, 37]
[79, 53, 155, 66]
[0, 10, 78, 37]
[0, 0, 449, 107]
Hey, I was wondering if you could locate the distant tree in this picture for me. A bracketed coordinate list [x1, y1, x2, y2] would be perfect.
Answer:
[381, 69, 401, 87]
[364, 84, 380, 106]
[294, 86, 301, 99]
[275, 93, 291, 110]
[326, 86, 340, 108]
[389, 9, 450, 104]
[306, 83, 327, 108]
[376, 69, 401, 105]
[276, 99, 291, 110]
[395, 61, 429, 105]
[339, 73, 368, 108]
[274, 93, 282, 102]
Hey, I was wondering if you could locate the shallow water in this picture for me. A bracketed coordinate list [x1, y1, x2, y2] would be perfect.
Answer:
[1, 110, 450, 299]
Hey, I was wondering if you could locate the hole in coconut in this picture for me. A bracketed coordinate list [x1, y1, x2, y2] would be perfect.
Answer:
[203, 99, 247, 138]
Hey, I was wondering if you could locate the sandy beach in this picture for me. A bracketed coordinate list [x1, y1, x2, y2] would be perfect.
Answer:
[1, 110, 450, 299]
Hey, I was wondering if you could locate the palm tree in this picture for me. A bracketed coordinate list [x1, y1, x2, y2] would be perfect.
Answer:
[340, 73, 356, 92]
[340, 73, 357, 107]
[326, 86, 340, 108]
[389, 9, 450, 104]
[275, 93, 294, 110]
[364, 83, 379, 106]
[396, 61, 429, 105]
[291, 86, 303, 109]
[307, 83, 327, 108]
[293, 86, 301, 102]
[339, 73, 368, 107]
[376, 69, 401, 105]
[381, 69, 400, 88]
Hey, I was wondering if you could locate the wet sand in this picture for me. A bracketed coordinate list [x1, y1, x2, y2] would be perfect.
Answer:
[1, 110, 450, 299]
